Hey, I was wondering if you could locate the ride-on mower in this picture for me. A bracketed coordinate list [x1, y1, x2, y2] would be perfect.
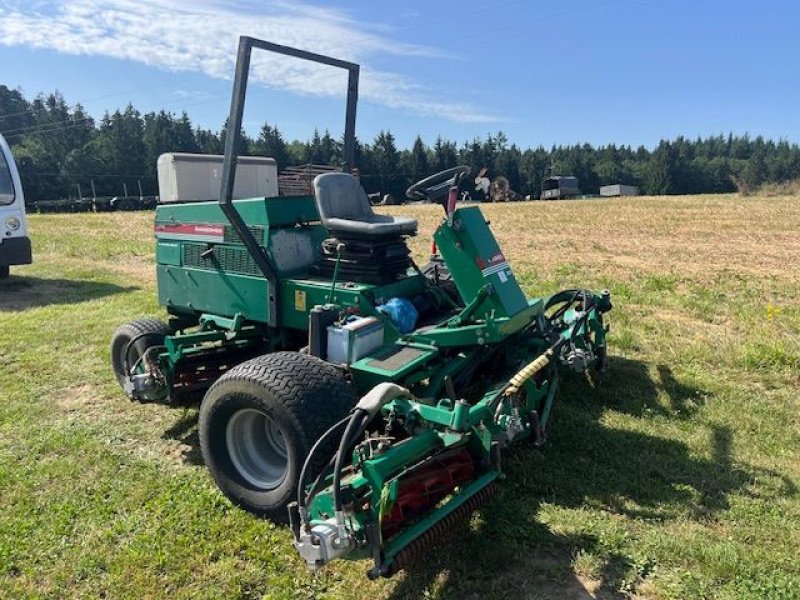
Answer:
[111, 37, 612, 578]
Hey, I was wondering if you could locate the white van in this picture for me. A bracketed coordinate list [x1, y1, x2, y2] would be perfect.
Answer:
[0, 133, 31, 278]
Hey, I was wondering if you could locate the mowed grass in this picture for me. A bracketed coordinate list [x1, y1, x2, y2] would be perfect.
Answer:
[1, 193, 799, 599]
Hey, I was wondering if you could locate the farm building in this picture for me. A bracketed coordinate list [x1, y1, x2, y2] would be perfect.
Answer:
[600, 184, 639, 197]
[540, 175, 580, 200]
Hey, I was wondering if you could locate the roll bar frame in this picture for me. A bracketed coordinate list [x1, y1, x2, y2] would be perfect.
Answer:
[219, 36, 360, 327]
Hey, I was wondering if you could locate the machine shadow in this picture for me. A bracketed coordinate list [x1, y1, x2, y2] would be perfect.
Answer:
[0, 275, 137, 311]
[386, 357, 796, 599]
[161, 408, 204, 466]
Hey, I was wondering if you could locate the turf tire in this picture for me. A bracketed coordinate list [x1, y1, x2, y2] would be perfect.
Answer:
[110, 318, 171, 389]
[199, 352, 356, 520]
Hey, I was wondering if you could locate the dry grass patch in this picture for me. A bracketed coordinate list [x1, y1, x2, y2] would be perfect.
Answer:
[383, 194, 800, 282]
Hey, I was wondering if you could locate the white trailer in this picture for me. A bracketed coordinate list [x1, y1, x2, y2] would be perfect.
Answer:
[157, 153, 278, 203]
[0, 134, 31, 278]
[600, 184, 639, 197]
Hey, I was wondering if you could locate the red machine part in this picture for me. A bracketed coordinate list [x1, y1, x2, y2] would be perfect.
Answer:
[381, 447, 476, 539]
[387, 481, 499, 575]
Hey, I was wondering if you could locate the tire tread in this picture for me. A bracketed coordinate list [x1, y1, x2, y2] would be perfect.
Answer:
[199, 352, 355, 518]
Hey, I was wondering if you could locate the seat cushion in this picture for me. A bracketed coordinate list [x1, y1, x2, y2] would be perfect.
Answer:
[314, 172, 374, 221]
[324, 214, 417, 238]
[314, 172, 417, 238]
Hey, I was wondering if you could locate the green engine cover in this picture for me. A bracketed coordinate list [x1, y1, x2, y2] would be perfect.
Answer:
[154, 195, 324, 324]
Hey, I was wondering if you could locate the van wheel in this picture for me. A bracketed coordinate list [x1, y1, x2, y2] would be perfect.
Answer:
[0, 266, 8, 279]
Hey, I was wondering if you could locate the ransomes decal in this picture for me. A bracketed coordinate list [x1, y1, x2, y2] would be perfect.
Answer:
[155, 223, 225, 243]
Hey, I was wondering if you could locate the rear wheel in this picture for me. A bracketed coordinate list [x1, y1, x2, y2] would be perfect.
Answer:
[0, 266, 9, 279]
[110, 318, 171, 392]
[199, 352, 355, 519]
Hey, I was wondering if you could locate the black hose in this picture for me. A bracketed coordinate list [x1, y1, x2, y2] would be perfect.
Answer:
[544, 288, 581, 313]
[297, 414, 351, 510]
[544, 289, 596, 336]
[333, 409, 370, 512]
[302, 412, 366, 508]
[305, 455, 337, 507]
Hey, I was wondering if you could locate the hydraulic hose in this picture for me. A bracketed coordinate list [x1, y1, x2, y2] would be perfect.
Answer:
[123, 332, 165, 375]
[305, 455, 337, 507]
[301, 412, 369, 510]
[333, 409, 370, 512]
[504, 291, 598, 396]
[545, 289, 582, 321]
[297, 414, 351, 512]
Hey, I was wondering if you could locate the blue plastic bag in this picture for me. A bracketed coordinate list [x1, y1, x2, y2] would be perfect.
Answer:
[376, 297, 418, 334]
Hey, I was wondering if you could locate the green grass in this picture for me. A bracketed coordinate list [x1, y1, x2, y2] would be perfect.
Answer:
[1, 195, 799, 599]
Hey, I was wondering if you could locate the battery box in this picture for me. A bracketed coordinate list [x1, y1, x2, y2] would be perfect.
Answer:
[327, 316, 385, 364]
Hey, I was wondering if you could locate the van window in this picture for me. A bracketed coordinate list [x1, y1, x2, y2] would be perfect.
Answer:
[0, 151, 15, 205]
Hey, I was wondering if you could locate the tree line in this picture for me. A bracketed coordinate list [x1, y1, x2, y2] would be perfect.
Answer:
[2, 85, 799, 203]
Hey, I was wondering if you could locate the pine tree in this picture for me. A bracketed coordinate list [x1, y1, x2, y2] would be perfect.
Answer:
[253, 123, 290, 170]
[407, 136, 429, 182]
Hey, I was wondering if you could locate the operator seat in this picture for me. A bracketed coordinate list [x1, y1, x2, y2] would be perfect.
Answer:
[312, 172, 416, 283]
[313, 173, 417, 239]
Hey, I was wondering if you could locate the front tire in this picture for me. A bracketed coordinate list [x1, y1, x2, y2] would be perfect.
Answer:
[110, 318, 171, 391]
[199, 352, 355, 519]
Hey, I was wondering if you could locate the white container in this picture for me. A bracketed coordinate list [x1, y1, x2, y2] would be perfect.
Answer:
[600, 184, 639, 197]
[327, 316, 384, 364]
[157, 153, 278, 203]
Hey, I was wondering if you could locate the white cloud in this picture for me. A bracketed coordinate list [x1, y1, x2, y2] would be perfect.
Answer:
[0, 0, 500, 123]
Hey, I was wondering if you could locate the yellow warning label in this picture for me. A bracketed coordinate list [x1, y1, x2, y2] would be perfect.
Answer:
[294, 290, 307, 312]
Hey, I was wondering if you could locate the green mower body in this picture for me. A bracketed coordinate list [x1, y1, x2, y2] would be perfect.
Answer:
[111, 36, 613, 579]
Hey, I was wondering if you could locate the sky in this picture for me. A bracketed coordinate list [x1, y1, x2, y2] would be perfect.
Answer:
[0, 0, 798, 150]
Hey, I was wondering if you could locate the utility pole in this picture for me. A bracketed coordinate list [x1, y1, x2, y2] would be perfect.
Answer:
[123, 181, 128, 197]
[91, 179, 97, 212]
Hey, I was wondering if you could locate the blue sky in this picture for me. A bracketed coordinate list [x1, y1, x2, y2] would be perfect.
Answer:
[1, 0, 798, 149]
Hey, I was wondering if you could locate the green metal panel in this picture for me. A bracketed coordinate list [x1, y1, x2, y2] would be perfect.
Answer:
[434, 206, 528, 318]
[280, 278, 371, 330]
[156, 241, 181, 266]
[262, 195, 320, 227]
[155, 195, 324, 323]
[157, 265, 269, 322]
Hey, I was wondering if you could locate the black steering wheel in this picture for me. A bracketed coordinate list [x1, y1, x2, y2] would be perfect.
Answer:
[405, 165, 471, 203]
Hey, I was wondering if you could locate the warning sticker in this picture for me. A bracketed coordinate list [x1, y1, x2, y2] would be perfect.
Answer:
[294, 290, 307, 312]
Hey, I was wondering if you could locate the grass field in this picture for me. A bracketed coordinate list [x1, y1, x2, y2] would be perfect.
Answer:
[1, 193, 799, 599]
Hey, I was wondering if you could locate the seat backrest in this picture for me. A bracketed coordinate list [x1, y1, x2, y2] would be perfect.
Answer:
[313, 173, 375, 224]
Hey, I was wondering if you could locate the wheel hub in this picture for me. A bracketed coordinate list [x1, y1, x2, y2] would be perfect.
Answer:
[225, 408, 288, 490]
